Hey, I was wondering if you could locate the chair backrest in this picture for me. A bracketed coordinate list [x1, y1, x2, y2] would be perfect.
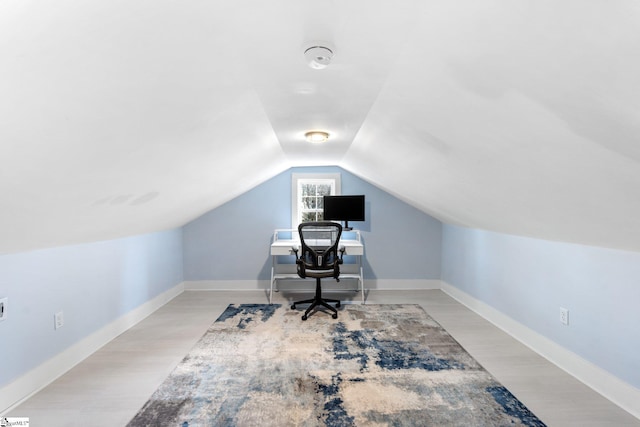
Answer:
[297, 221, 342, 270]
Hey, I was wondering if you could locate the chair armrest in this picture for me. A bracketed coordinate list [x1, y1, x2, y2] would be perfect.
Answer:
[333, 258, 341, 281]
[295, 258, 306, 278]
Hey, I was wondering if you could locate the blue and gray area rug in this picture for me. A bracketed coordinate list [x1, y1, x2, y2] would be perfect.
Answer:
[127, 304, 546, 426]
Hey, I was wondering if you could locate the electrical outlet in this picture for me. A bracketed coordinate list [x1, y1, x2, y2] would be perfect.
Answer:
[560, 307, 569, 325]
[0, 297, 7, 321]
[54, 311, 64, 330]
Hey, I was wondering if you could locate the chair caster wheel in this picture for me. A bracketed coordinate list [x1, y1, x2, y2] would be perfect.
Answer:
[302, 315, 307, 321]
[291, 304, 296, 309]
[336, 302, 341, 308]
[332, 313, 338, 319]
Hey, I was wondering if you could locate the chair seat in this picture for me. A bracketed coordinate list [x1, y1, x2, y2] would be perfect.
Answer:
[298, 269, 337, 278]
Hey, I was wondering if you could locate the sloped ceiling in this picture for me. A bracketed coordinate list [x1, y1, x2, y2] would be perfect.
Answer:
[2, 0, 640, 254]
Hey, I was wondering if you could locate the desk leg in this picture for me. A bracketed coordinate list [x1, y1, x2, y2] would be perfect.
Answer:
[269, 265, 274, 305]
[360, 266, 365, 304]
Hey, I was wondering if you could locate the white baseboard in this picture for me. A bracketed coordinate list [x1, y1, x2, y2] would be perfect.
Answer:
[184, 280, 269, 291]
[440, 281, 640, 420]
[183, 279, 442, 292]
[364, 279, 442, 290]
[0, 282, 185, 415]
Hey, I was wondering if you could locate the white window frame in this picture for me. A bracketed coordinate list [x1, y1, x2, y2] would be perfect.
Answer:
[291, 173, 341, 228]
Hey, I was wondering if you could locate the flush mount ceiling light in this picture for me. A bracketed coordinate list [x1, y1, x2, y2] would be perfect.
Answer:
[304, 45, 334, 69]
[305, 131, 330, 143]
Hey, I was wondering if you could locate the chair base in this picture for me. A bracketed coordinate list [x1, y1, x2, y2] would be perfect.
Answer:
[291, 278, 340, 320]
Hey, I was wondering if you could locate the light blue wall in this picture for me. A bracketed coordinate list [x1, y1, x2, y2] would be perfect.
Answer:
[3, 168, 638, 401]
[441, 224, 640, 389]
[183, 166, 442, 281]
[0, 228, 183, 388]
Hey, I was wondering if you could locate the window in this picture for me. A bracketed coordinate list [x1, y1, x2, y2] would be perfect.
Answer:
[292, 173, 341, 227]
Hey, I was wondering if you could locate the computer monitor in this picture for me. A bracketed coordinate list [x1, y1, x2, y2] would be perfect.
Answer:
[323, 195, 365, 230]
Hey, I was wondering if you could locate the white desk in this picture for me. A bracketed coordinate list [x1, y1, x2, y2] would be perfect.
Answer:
[269, 229, 364, 304]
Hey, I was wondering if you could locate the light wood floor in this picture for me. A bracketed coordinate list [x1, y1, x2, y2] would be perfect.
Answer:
[7, 289, 640, 426]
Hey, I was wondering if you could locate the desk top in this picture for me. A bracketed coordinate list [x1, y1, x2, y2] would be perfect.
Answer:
[270, 238, 363, 256]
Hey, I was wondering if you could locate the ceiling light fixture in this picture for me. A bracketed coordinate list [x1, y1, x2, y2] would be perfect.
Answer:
[305, 131, 330, 143]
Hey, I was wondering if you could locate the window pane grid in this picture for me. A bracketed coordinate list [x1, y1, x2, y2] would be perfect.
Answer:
[298, 180, 334, 224]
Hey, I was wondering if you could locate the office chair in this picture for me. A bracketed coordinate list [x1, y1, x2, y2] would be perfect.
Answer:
[291, 221, 345, 320]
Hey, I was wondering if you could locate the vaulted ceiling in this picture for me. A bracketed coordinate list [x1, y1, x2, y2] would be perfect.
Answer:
[2, 0, 640, 254]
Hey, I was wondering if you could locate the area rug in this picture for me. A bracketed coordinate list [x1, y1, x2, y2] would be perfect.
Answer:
[127, 304, 546, 426]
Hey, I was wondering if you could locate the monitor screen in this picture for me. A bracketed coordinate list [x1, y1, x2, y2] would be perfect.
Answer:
[323, 195, 365, 222]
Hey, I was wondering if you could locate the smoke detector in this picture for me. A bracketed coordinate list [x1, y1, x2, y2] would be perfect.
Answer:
[304, 45, 334, 69]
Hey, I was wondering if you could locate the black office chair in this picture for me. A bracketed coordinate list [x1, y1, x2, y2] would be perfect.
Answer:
[291, 221, 345, 320]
